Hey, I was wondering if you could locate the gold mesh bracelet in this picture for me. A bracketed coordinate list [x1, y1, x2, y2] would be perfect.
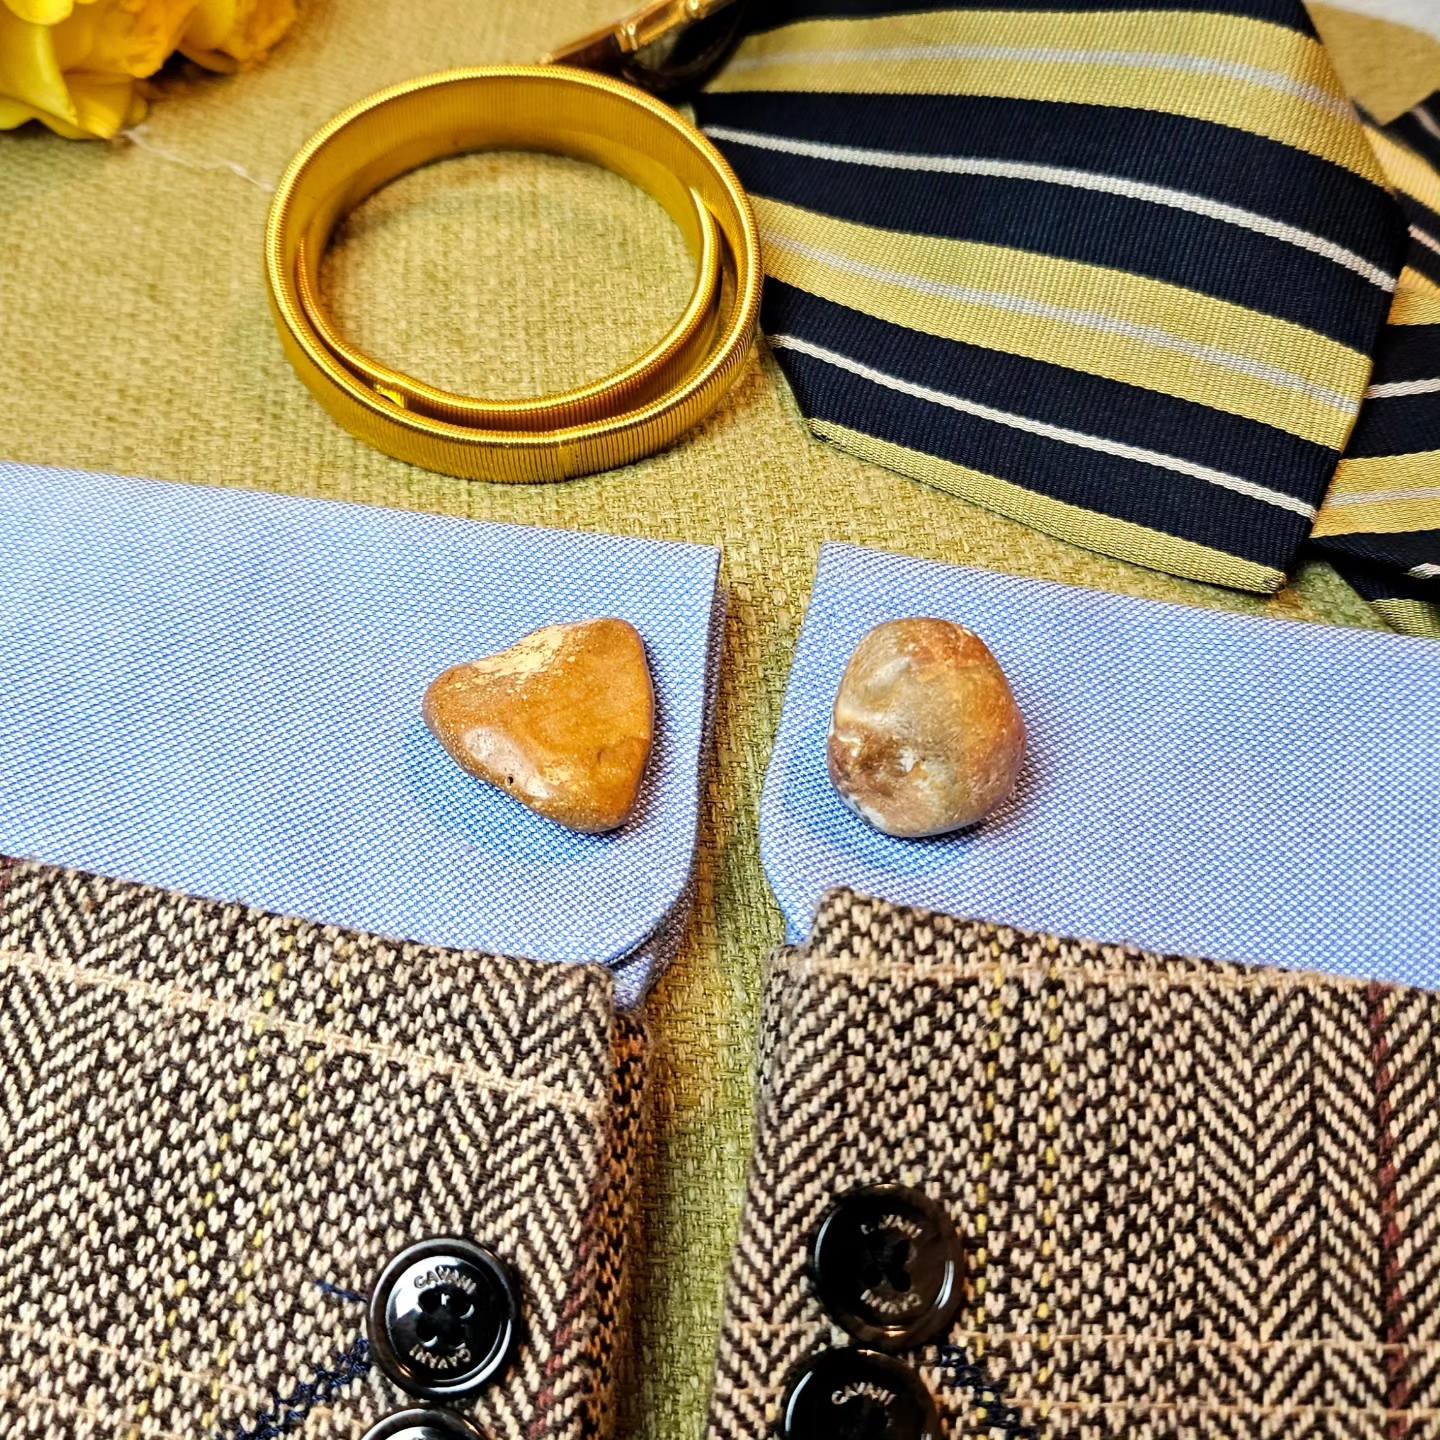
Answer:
[265, 65, 760, 482]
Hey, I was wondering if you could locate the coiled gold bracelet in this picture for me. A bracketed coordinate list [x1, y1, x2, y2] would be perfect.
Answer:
[265, 65, 760, 482]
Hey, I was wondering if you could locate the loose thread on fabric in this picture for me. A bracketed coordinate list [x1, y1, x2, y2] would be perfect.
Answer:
[122, 125, 276, 193]
[218, 1336, 371, 1440]
[939, 1348, 1038, 1440]
[315, 1280, 367, 1305]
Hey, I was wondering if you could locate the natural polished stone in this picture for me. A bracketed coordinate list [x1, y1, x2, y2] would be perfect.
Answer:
[828, 618, 1025, 838]
[423, 618, 654, 834]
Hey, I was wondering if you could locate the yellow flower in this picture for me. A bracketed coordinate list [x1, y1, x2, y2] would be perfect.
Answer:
[179, 0, 294, 70]
[0, 0, 294, 138]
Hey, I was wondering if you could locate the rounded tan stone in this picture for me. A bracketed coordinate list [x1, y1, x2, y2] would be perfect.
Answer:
[827, 618, 1025, 838]
[423, 617, 654, 834]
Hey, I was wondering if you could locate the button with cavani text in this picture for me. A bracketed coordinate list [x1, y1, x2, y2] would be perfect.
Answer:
[368, 1237, 519, 1400]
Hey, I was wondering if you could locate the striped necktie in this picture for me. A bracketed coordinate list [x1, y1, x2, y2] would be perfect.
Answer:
[695, 0, 1440, 637]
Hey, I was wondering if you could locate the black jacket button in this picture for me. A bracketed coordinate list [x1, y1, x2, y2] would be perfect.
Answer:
[779, 1348, 940, 1440]
[368, 1237, 520, 1399]
[810, 1184, 964, 1349]
[360, 1408, 486, 1440]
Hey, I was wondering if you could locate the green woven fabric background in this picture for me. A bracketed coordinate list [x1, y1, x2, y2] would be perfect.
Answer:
[0, 2, 1385, 1434]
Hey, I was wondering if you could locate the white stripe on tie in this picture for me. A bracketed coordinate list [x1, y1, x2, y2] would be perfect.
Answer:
[1410, 225, 1440, 257]
[1366, 377, 1440, 398]
[761, 231, 1361, 417]
[722, 44, 1355, 121]
[770, 332, 1320, 518]
[1327, 487, 1440, 506]
[704, 125, 1396, 290]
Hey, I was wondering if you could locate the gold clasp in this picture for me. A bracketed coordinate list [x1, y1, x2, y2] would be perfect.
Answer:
[542, 0, 748, 96]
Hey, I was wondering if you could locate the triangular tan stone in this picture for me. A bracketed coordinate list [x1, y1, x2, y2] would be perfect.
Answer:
[423, 618, 654, 834]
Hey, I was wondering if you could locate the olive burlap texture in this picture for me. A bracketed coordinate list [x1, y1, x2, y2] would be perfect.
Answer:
[0, 1, 1396, 1436]
[0, 858, 646, 1439]
[709, 889, 1440, 1439]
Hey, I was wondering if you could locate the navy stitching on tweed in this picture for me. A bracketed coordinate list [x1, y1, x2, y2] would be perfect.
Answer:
[316, 1279, 367, 1305]
[218, 1335, 371, 1440]
[938, 1347, 1037, 1440]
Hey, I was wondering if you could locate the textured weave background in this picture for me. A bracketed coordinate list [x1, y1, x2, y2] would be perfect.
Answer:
[0, 2, 1391, 1435]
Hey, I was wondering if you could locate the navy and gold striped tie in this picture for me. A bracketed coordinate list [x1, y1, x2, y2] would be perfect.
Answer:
[696, 0, 1440, 635]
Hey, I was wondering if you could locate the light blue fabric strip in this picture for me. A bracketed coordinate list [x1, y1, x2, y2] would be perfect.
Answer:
[762, 543, 1440, 985]
[0, 463, 722, 1006]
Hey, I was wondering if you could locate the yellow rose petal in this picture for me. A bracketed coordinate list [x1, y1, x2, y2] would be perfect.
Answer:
[0, 0, 289, 137]
[64, 64, 141, 135]
[0, 94, 39, 127]
[178, 0, 231, 53]
[2, 0, 76, 26]
[0, 5, 79, 130]
[182, 0, 292, 68]
[54, 0, 195, 78]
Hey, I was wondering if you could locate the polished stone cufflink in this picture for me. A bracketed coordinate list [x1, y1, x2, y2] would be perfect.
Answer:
[424, 618, 655, 834]
[828, 618, 1026, 839]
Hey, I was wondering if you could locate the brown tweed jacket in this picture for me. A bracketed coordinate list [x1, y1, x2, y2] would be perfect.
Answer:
[0, 859, 645, 1440]
[0, 860, 1435, 1438]
[708, 889, 1440, 1440]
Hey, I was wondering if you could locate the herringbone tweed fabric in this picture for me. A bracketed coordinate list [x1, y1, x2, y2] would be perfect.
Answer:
[708, 889, 1440, 1440]
[0, 858, 646, 1440]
